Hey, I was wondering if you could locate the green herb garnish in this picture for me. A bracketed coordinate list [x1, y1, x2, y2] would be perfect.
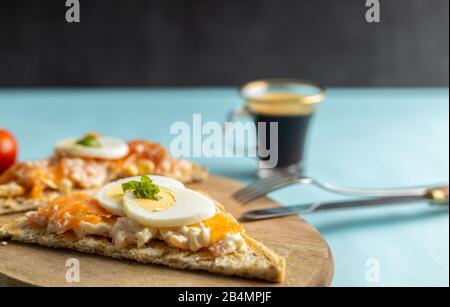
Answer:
[122, 175, 161, 200]
[76, 135, 101, 148]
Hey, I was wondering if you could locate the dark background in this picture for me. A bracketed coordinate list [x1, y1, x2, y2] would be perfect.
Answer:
[0, 0, 448, 87]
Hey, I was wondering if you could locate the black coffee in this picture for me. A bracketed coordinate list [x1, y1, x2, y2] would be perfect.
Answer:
[254, 114, 313, 169]
[241, 82, 324, 176]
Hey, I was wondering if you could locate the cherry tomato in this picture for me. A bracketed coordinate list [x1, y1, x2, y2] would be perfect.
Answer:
[0, 129, 18, 174]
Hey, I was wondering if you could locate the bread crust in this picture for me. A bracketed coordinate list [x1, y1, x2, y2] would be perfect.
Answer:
[0, 192, 60, 215]
[0, 217, 285, 283]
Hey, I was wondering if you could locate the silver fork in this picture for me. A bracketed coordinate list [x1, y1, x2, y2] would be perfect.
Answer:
[232, 172, 443, 204]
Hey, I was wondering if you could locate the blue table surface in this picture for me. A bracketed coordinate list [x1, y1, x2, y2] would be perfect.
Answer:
[0, 88, 448, 287]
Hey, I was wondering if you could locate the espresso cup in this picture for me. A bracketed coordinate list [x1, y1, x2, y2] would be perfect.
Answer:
[230, 79, 325, 178]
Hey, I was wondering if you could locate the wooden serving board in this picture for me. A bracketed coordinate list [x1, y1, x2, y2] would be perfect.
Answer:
[0, 175, 334, 287]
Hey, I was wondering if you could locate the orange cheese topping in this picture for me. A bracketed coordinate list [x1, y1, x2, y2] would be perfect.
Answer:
[0, 161, 54, 199]
[109, 140, 169, 174]
[203, 212, 244, 244]
[127, 140, 168, 167]
[34, 193, 113, 232]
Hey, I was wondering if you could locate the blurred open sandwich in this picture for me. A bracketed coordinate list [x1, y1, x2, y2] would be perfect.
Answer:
[0, 133, 207, 215]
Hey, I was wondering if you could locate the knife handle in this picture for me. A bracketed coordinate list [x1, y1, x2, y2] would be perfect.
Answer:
[427, 186, 449, 205]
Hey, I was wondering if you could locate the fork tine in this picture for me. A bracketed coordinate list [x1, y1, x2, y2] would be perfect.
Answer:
[235, 178, 295, 204]
[232, 173, 290, 199]
[232, 172, 288, 198]
[233, 173, 297, 204]
[234, 178, 293, 204]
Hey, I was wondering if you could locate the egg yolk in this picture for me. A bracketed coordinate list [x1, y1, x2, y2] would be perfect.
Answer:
[35, 193, 112, 231]
[104, 184, 125, 203]
[133, 188, 176, 212]
[203, 212, 244, 244]
[105, 184, 176, 212]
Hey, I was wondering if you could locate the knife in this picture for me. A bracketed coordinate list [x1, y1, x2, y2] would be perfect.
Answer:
[242, 185, 449, 221]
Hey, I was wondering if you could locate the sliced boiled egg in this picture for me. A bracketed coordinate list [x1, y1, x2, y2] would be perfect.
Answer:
[55, 136, 129, 160]
[96, 175, 185, 216]
[123, 187, 216, 228]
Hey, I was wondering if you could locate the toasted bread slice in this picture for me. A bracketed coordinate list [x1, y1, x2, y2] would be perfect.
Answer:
[0, 163, 208, 216]
[0, 192, 60, 215]
[0, 216, 285, 283]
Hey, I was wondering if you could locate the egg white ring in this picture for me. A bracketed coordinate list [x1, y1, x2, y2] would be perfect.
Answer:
[55, 137, 129, 160]
[123, 188, 216, 228]
[96, 175, 185, 216]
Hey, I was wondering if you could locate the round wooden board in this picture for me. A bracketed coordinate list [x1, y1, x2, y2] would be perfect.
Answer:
[0, 175, 334, 287]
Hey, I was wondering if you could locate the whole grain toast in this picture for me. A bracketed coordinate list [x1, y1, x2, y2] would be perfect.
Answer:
[0, 191, 62, 215]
